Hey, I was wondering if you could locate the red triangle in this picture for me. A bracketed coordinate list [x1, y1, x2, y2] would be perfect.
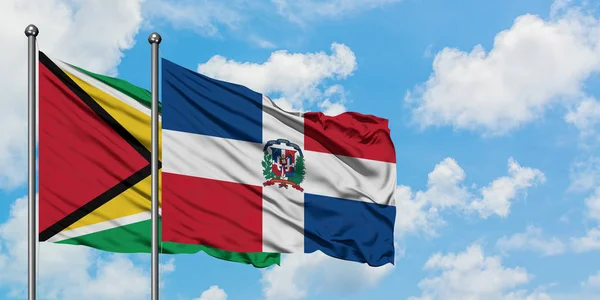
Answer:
[38, 60, 149, 234]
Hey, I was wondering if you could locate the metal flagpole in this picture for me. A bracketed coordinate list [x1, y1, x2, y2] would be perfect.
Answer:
[25, 24, 39, 300]
[149, 32, 162, 300]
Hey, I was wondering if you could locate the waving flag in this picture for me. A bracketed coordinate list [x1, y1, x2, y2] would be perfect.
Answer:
[161, 59, 397, 266]
[38, 52, 279, 268]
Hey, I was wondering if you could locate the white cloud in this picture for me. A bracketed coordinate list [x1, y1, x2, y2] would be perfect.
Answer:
[318, 99, 347, 116]
[0, 0, 144, 189]
[143, 0, 398, 46]
[394, 185, 444, 237]
[585, 187, 600, 221]
[496, 226, 566, 256]
[550, 0, 574, 17]
[504, 290, 553, 300]
[260, 252, 394, 300]
[394, 158, 468, 237]
[272, 0, 400, 25]
[0, 196, 173, 299]
[194, 285, 228, 300]
[395, 157, 545, 237]
[582, 271, 600, 289]
[406, 5, 600, 135]
[549, 293, 600, 300]
[317, 85, 348, 116]
[409, 244, 550, 300]
[569, 156, 600, 192]
[570, 186, 600, 253]
[197, 43, 356, 112]
[547, 270, 600, 300]
[143, 0, 244, 36]
[248, 35, 277, 49]
[571, 227, 600, 253]
[423, 44, 434, 58]
[565, 97, 600, 137]
[160, 257, 176, 273]
[469, 158, 546, 219]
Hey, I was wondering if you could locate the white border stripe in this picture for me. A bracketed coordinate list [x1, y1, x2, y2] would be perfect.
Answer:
[46, 210, 157, 243]
[52, 58, 158, 119]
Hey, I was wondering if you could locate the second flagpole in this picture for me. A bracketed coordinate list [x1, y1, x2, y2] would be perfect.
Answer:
[149, 32, 162, 300]
[25, 24, 39, 300]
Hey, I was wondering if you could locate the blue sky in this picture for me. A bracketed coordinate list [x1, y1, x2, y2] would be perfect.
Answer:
[1, 0, 600, 299]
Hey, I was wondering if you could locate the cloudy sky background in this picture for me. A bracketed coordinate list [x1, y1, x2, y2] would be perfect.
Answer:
[1, 0, 600, 299]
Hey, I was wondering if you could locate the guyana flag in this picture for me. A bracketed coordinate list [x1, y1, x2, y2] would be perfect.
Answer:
[38, 51, 280, 268]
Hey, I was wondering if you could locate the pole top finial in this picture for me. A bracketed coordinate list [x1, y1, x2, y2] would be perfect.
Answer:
[148, 32, 162, 44]
[24, 24, 39, 37]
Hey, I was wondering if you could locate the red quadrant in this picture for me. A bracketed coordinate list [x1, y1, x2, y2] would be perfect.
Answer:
[38, 62, 149, 233]
[161, 173, 263, 252]
[304, 112, 396, 163]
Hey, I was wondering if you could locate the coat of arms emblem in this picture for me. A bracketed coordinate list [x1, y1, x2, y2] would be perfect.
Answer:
[262, 139, 306, 191]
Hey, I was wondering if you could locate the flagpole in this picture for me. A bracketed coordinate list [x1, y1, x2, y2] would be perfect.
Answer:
[25, 24, 39, 300]
[149, 32, 162, 300]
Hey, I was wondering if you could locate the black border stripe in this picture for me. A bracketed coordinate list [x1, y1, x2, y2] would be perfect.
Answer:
[39, 51, 161, 241]
[39, 51, 156, 164]
[39, 165, 152, 241]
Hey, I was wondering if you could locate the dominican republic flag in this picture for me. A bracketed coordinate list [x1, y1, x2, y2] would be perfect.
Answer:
[161, 58, 397, 266]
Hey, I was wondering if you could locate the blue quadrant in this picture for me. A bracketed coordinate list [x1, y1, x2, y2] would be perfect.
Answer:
[161, 58, 263, 143]
[304, 193, 396, 266]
